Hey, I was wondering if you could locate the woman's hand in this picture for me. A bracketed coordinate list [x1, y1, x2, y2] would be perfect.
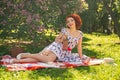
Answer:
[55, 33, 68, 50]
[40, 50, 50, 56]
[55, 33, 67, 43]
[62, 38, 68, 50]
[55, 33, 63, 43]
[81, 57, 90, 64]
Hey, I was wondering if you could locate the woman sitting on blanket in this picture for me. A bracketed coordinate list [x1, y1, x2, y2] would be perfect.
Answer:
[9, 13, 90, 64]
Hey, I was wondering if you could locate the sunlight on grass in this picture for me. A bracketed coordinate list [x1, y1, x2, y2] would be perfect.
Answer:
[83, 33, 120, 58]
[0, 33, 120, 80]
[84, 33, 119, 45]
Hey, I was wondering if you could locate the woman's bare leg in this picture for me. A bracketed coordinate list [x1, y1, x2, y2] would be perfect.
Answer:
[13, 58, 39, 63]
[17, 50, 57, 63]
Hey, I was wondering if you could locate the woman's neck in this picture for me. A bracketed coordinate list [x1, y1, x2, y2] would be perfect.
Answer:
[69, 27, 77, 33]
[67, 27, 79, 38]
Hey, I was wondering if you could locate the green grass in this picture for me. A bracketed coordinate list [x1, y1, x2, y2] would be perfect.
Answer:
[0, 33, 120, 80]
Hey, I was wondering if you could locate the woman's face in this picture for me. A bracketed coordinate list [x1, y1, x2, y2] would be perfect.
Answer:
[66, 17, 76, 28]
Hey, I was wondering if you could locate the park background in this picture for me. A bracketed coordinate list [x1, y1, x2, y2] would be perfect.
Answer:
[0, 0, 120, 80]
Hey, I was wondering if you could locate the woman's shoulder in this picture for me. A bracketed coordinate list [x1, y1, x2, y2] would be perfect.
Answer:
[77, 30, 83, 36]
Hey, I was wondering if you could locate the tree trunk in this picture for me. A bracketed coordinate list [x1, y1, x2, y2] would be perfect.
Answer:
[102, 0, 120, 38]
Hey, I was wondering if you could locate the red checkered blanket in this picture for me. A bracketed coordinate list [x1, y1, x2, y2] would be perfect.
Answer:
[0, 55, 103, 71]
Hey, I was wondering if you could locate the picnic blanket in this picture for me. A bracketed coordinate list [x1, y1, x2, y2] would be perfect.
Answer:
[0, 55, 105, 71]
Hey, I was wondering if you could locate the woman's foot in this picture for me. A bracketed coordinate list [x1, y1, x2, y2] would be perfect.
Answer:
[17, 52, 30, 59]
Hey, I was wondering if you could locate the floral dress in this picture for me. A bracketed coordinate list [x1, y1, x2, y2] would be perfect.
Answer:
[43, 28, 87, 62]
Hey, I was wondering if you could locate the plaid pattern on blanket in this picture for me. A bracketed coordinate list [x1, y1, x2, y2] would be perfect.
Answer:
[0, 55, 103, 71]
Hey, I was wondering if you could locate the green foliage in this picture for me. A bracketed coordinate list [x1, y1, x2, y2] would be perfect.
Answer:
[101, 0, 120, 37]
[0, 46, 9, 56]
[80, 0, 120, 37]
[0, 0, 88, 47]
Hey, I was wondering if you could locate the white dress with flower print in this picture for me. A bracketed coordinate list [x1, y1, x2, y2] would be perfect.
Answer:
[43, 28, 87, 62]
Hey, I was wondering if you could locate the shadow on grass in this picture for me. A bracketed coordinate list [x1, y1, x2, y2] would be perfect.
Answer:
[83, 48, 99, 58]
[72, 47, 98, 57]
[0, 34, 91, 55]
[27, 67, 91, 79]
[83, 36, 91, 42]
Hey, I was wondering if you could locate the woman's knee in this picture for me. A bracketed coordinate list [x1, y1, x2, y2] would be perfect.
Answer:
[48, 52, 56, 62]
[46, 51, 57, 62]
[37, 51, 56, 62]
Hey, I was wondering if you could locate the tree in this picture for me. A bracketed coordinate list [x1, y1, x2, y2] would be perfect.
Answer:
[102, 0, 120, 38]
[80, 0, 98, 33]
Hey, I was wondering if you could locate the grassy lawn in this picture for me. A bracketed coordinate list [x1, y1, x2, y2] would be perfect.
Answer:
[0, 33, 120, 80]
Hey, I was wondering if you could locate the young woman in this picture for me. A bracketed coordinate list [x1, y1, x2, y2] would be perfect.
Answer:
[10, 14, 90, 63]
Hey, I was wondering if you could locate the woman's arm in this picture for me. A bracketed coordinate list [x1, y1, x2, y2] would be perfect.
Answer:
[77, 37, 83, 59]
[55, 28, 67, 43]
[78, 37, 90, 63]
[55, 33, 64, 43]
